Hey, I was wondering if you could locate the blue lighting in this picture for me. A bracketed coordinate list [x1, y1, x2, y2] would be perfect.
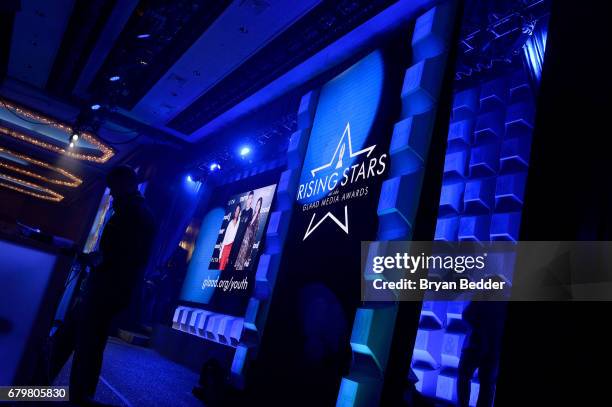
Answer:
[239, 146, 251, 157]
[137, 33, 150, 39]
[298, 51, 384, 203]
[209, 163, 221, 171]
[91, 104, 101, 110]
[186, 174, 193, 183]
[109, 75, 121, 82]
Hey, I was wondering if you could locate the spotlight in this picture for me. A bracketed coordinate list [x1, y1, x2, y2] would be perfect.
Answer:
[91, 104, 101, 110]
[109, 75, 121, 82]
[71, 133, 79, 142]
[209, 163, 221, 171]
[137, 34, 150, 39]
[239, 146, 251, 157]
[186, 174, 193, 182]
[69, 142, 75, 149]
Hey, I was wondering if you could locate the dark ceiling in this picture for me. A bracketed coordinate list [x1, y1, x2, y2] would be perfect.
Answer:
[0, 0, 409, 207]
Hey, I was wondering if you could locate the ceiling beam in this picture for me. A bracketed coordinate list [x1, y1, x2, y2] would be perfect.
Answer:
[72, 0, 139, 99]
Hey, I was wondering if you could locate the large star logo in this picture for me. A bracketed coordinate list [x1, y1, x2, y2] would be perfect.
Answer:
[303, 122, 376, 240]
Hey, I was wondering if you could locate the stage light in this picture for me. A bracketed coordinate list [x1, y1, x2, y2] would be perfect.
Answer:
[71, 133, 79, 142]
[109, 75, 121, 82]
[209, 163, 221, 171]
[137, 33, 150, 39]
[69, 142, 75, 148]
[186, 174, 193, 182]
[91, 104, 101, 110]
[239, 146, 251, 157]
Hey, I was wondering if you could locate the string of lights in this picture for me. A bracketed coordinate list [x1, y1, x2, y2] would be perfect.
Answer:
[0, 146, 82, 187]
[0, 99, 114, 163]
[0, 173, 64, 202]
[0, 125, 114, 164]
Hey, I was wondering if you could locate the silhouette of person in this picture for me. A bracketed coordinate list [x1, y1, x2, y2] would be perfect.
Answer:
[69, 166, 155, 403]
[457, 278, 508, 407]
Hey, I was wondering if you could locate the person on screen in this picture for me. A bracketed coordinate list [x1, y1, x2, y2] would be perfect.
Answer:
[219, 204, 241, 270]
[228, 191, 254, 269]
[235, 197, 263, 270]
[70, 165, 156, 403]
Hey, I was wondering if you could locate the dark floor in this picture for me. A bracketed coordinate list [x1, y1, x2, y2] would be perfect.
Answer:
[54, 337, 202, 407]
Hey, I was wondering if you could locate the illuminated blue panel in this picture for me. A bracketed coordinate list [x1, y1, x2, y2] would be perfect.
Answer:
[243, 298, 260, 331]
[495, 172, 528, 211]
[277, 169, 300, 210]
[350, 306, 397, 371]
[254, 254, 280, 300]
[413, 367, 439, 395]
[490, 212, 522, 242]
[337, 375, 382, 407]
[439, 181, 464, 216]
[196, 311, 213, 336]
[436, 372, 458, 403]
[419, 301, 447, 330]
[444, 149, 469, 179]
[413, 329, 444, 369]
[363, 241, 391, 281]
[231, 344, 249, 380]
[389, 111, 435, 176]
[448, 119, 474, 150]
[377, 171, 424, 240]
[452, 88, 479, 118]
[458, 215, 490, 242]
[434, 216, 459, 241]
[469, 144, 499, 178]
[464, 178, 495, 214]
[265, 211, 290, 254]
[506, 101, 536, 131]
[445, 301, 468, 333]
[179, 207, 225, 304]
[500, 137, 531, 174]
[401, 54, 446, 116]
[474, 110, 505, 144]
[509, 71, 532, 103]
[298, 51, 384, 204]
[484, 252, 517, 283]
[411, 2, 454, 61]
[469, 380, 480, 407]
[287, 129, 310, 169]
[479, 78, 507, 112]
[441, 332, 467, 369]
[297, 90, 320, 129]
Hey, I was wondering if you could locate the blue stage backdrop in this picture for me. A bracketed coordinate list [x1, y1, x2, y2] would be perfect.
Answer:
[254, 35, 411, 404]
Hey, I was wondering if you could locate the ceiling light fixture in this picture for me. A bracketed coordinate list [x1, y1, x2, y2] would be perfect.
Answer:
[0, 124, 113, 163]
[0, 99, 114, 163]
[0, 146, 82, 187]
[0, 173, 64, 202]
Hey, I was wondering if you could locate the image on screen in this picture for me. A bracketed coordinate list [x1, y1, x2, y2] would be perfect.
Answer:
[209, 184, 276, 272]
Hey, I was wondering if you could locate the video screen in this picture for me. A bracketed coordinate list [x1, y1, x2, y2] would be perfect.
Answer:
[209, 184, 276, 271]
